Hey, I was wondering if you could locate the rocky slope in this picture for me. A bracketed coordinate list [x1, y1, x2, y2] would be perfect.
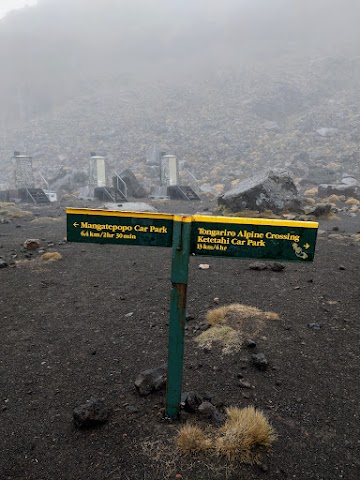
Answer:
[0, 0, 359, 193]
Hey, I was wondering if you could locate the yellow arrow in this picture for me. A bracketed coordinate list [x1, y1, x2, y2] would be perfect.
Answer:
[304, 243, 310, 249]
[73, 222, 79, 227]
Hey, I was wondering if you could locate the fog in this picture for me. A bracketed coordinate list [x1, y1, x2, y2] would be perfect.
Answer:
[0, 0, 360, 190]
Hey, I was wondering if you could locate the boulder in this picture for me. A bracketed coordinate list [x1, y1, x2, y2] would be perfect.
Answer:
[134, 366, 167, 396]
[305, 203, 332, 217]
[117, 169, 147, 198]
[341, 176, 358, 187]
[218, 170, 303, 213]
[318, 184, 359, 199]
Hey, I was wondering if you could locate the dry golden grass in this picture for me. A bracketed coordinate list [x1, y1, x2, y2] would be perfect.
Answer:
[0, 202, 32, 218]
[206, 304, 279, 326]
[351, 233, 360, 242]
[31, 217, 64, 224]
[304, 187, 318, 196]
[305, 197, 316, 205]
[215, 407, 276, 463]
[41, 252, 62, 262]
[321, 212, 340, 220]
[326, 194, 341, 203]
[176, 425, 212, 454]
[345, 197, 360, 206]
[196, 304, 280, 354]
[195, 326, 242, 354]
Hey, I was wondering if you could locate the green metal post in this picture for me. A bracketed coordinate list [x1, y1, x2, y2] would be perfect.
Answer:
[165, 215, 192, 418]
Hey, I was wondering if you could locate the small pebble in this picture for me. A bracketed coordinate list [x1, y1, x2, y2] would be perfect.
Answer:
[308, 322, 322, 330]
[239, 380, 252, 389]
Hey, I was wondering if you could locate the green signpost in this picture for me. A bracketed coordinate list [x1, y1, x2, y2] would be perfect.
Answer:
[67, 208, 318, 417]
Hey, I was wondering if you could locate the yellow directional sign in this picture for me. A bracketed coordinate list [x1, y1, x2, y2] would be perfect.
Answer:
[67, 208, 174, 247]
[190, 215, 318, 261]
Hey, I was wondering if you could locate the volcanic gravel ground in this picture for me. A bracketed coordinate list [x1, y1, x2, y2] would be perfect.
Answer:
[0, 200, 359, 480]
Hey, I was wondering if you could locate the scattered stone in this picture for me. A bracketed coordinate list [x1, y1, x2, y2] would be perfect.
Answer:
[23, 239, 41, 251]
[186, 314, 195, 321]
[249, 261, 268, 271]
[73, 398, 109, 428]
[269, 262, 285, 272]
[134, 366, 167, 396]
[239, 380, 252, 389]
[180, 392, 203, 413]
[198, 264, 210, 269]
[251, 353, 269, 371]
[245, 339, 257, 349]
[198, 401, 224, 425]
[318, 184, 359, 199]
[198, 323, 210, 331]
[0, 259, 8, 269]
[197, 401, 216, 418]
[339, 265, 346, 270]
[305, 203, 332, 217]
[341, 176, 358, 186]
[308, 322, 322, 330]
[125, 404, 139, 414]
[124, 312, 134, 318]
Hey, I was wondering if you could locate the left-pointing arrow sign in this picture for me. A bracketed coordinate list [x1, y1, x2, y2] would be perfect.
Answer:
[73, 222, 79, 227]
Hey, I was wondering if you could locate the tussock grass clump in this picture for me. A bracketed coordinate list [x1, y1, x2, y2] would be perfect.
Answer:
[206, 304, 279, 326]
[196, 304, 280, 354]
[41, 252, 62, 262]
[326, 194, 341, 203]
[215, 406, 276, 463]
[321, 211, 339, 220]
[195, 326, 242, 354]
[304, 187, 318, 196]
[305, 197, 316, 204]
[345, 197, 360, 206]
[176, 425, 211, 454]
[0, 202, 32, 219]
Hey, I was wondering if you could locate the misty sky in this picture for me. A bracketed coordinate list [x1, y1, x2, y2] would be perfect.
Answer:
[0, 0, 37, 19]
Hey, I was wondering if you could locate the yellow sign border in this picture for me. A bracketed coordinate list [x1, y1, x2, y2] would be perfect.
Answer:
[66, 208, 174, 221]
[192, 214, 318, 229]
